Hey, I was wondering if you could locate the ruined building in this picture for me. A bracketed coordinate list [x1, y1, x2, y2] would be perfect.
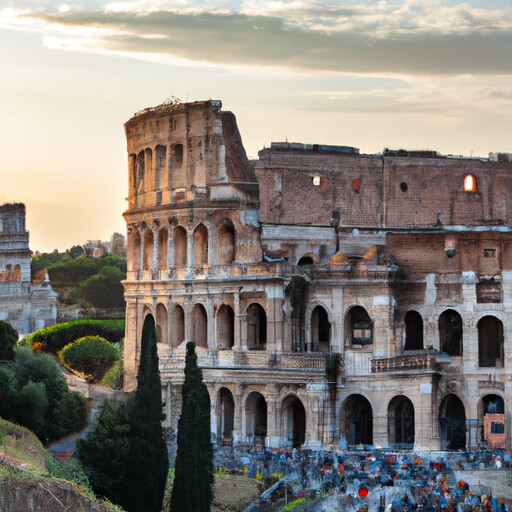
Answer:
[0, 203, 57, 334]
[122, 100, 512, 452]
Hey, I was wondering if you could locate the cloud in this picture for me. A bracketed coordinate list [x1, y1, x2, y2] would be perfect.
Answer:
[4, 2, 512, 75]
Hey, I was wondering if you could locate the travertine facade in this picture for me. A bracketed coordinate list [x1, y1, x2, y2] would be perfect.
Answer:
[0, 203, 57, 334]
[123, 100, 512, 451]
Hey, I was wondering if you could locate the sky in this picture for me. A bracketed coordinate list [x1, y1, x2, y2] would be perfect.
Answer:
[1, 0, 512, 253]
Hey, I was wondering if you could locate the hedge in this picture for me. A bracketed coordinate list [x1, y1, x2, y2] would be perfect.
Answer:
[23, 319, 125, 354]
[62, 336, 120, 382]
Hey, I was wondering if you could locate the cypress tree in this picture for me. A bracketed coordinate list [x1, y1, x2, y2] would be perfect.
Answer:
[126, 314, 169, 512]
[170, 341, 213, 512]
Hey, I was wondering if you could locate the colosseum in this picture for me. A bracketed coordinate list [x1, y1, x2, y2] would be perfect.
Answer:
[122, 99, 512, 452]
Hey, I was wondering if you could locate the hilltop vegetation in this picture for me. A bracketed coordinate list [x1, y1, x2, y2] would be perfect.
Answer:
[32, 251, 126, 310]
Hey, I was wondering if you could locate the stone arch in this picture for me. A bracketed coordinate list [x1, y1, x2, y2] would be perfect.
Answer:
[128, 154, 137, 197]
[156, 303, 168, 345]
[404, 310, 423, 350]
[478, 394, 505, 449]
[345, 305, 372, 346]
[439, 394, 466, 450]
[157, 227, 168, 270]
[340, 394, 373, 446]
[478, 315, 503, 367]
[217, 222, 235, 265]
[246, 303, 267, 350]
[298, 252, 317, 266]
[192, 303, 208, 348]
[388, 395, 415, 447]
[171, 304, 185, 348]
[217, 305, 234, 349]
[439, 309, 463, 356]
[143, 228, 154, 271]
[129, 229, 141, 272]
[173, 226, 187, 268]
[194, 223, 208, 267]
[245, 391, 267, 442]
[217, 387, 235, 443]
[311, 304, 331, 352]
[13, 264, 21, 282]
[281, 395, 306, 447]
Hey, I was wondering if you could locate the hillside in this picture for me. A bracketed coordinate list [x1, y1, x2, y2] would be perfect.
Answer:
[0, 418, 122, 512]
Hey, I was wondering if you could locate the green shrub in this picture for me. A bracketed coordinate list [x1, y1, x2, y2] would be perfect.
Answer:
[0, 320, 18, 361]
[62, 336, 120, 382]
[100, 359, 124, 390]
[24, 319, 125, 354]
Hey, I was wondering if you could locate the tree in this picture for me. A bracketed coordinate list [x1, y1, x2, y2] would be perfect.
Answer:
[170, 341, 213, 512]
[68, 245, 84, 259]
[80, 266, 125, 309]
[0, 320, 18, 360]
[78, 314, 168, 512]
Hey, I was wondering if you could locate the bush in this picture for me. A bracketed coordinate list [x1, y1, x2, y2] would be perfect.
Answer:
[24, 319, 125, 354]
[81, 266, 126, 309]
[100, 359, 124, 390]
[62, 336, 120, 382]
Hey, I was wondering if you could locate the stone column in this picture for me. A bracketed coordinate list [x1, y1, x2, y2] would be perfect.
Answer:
[152, 226, 158, 272]
[167, 229, 174, 268]
[187, 232, 194, 271]
[233, 384, 244, 446]
[265, 385, 279, 447]
[234, 292, 242, 350]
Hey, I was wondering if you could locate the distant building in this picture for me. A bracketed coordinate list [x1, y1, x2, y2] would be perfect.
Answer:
[0, 203, 57, 333]
[122, 100, 512, 452]
[111, 232, 127, 260]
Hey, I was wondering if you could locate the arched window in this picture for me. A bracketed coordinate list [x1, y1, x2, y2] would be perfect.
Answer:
[194, 224, 208, 267]
[174, 144, 183, 164]
[478, 316, 503, 367]
[439, 309, 463, 356]
[311, 305, 331, 352]
[247, 303, 267, 350]
[439, 394, 466, 450]
[155, 145, 166, 190]
[171, 305, 185, 348]
[388, 396, 414, 447]
[341, 394, 373, 446]
[136, 151, 145, 194]
[143, 229, 154, 271]
[217, 388, 235, 443]
[156, 304, 168, 345]
[130, 230, 141, 272]
[157, 228, 168, 270]
[404, 311, 423, 351]
[245, 392, 267, 442]
[217, 223, 235, 265]
[345, 306, 372, 346]
[298, 253, 316, 266]
[464, 174, 477, 192]
[217, 305, 234, 349]
[174, 226, 187, 267]
[281, 395, 306, 447]
[192, 304, 208, 348]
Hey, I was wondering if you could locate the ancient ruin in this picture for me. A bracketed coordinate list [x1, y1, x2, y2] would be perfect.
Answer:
[0, 203, 57, 334]
[122, 100, 512, 452]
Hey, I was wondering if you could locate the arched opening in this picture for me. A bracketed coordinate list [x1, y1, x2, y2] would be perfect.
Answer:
[247, 303, 267, 350]
[404, 310, 423, 351]
[174, 226, 187, 268]
[439, 309, 463, 356]
[298, 253, 317, 266]
[440, 394, 466, 450]
[136, 151, 145, 194]
[143, 229, 154, 271]
[129, 154, 137, 197]
[157, 228, 168, 270]
[245, 392, 267, 446]
[155, 145, 166, 190]
[171, 305, 185, 348]
[194, 224, 208, 267]
[131, 230, 141, 272]
[145, 148, 153, 188]
[345, 306, 372, 346]
[217, 305, 234, 349]
[217, 388, 235, 445]
[340, 394, 373, 447]
[478, 316, 503, 367]
[13, 264, 21, 282]
[311, 305, 331, 352]
[281, 395, 306, 447]
[156, 304, 168, 345]
[464, 174, 477, 192]
[192, 303, 208, 348]
[173, 143, 183, 164]
[287, 277, 307, 352]
[388, 396, 414, 448]
[479, 395, 505, 449]
[217, 223, 235, 265]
